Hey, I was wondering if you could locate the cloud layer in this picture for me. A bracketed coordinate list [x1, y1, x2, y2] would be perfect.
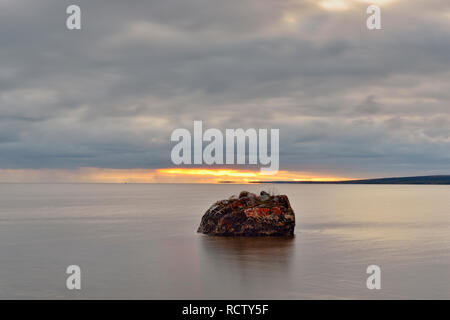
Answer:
[0, 0, 449, 179]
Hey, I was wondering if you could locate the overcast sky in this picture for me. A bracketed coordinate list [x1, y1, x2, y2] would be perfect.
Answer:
[0, 0, 449, 181]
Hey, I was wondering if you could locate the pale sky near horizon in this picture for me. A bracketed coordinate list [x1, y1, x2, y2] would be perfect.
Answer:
[0, 0, 449, 182]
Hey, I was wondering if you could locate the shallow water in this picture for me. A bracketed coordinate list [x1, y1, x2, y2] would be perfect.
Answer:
[0, 183, 449, 299]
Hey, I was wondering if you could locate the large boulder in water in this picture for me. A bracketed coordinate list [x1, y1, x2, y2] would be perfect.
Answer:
[197, 191, 295, 236]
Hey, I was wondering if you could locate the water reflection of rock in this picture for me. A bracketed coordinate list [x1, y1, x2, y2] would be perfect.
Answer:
[198, 236, 295, 293]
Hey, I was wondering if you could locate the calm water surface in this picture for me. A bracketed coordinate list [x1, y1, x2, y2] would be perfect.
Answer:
[0, 183, 449, 299]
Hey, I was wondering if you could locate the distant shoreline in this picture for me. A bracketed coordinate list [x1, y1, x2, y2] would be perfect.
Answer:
[248, 175, 450, 185]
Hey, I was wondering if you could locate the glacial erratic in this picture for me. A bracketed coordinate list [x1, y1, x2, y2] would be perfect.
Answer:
[197, 191, 295, 236]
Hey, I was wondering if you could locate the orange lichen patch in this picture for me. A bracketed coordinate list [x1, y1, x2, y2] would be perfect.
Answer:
[245, 207, 283, 217]
[245, 207, 271, 218]
[272, 207, 282, 216]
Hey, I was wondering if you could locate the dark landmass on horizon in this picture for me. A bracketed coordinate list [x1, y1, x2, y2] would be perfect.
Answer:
[242, 175, 450, 185]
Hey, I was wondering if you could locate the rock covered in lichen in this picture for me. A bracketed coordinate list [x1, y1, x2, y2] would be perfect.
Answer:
[197, 191, 295, 236]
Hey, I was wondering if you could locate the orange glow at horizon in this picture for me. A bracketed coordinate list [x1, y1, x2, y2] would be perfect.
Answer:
[157, 168, 258, 178]
[156, 168, 349, 183]
[0, 167, 352, 184]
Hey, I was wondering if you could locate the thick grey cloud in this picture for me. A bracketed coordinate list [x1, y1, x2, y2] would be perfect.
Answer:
[0, 0, 449, 177]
